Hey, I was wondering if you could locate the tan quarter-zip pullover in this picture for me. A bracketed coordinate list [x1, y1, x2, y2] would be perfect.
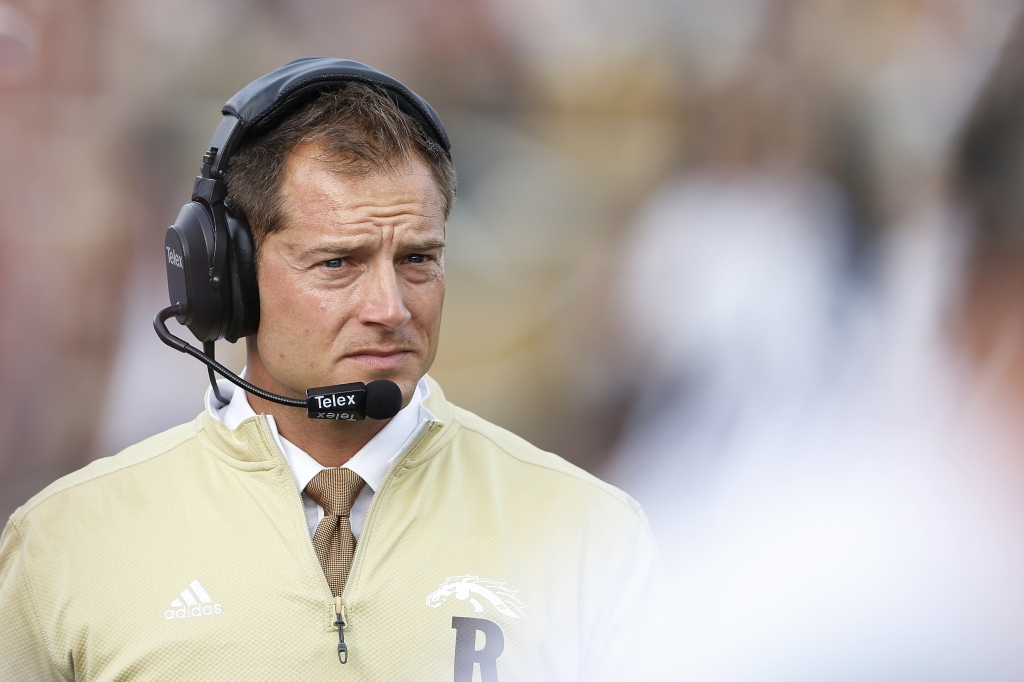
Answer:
[0, 377, 677, 681]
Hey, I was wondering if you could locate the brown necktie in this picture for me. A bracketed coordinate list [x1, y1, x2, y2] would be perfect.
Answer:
[304, 469, 366, 597]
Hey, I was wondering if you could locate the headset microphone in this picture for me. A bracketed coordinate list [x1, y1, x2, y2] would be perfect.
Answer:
[153, 58, 451, 422]
[154, 305, 403, 421]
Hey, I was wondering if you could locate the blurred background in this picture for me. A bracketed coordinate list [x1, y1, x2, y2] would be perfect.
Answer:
[3, 0, 1024, 678]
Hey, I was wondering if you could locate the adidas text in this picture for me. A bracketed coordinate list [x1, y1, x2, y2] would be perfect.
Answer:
[164, 580, 223, 620]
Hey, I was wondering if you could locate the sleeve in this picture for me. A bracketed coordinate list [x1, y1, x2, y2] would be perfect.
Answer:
[0, 519, 70, 682]
[577, 509, 682, 681]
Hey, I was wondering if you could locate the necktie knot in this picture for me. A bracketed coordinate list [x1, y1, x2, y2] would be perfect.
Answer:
[305, 468, 365, 517]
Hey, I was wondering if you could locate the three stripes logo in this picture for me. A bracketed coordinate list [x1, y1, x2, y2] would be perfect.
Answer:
[164, 580, 223, 620]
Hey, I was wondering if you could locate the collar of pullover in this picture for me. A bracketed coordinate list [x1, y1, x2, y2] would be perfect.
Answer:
[198, 375, 454, 472]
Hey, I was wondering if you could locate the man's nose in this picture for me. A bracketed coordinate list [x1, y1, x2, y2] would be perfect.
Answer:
[358, 263, 412, 330]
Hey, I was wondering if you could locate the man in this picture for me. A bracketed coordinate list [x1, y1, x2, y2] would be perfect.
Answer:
[0, 61, 673, 681]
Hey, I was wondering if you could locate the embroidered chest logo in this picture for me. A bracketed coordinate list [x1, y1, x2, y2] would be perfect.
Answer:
[426, 575, 528, 619]
[427, 576, 525, 682]
[164, 580, 223, 620]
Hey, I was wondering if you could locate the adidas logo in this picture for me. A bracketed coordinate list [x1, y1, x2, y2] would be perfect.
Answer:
[164, 580, 223, 620]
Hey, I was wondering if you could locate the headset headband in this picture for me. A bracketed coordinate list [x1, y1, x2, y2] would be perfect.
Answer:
[201, 57, 452, 181]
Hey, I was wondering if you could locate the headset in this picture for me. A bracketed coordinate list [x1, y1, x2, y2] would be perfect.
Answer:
[154, 57, 452, 421]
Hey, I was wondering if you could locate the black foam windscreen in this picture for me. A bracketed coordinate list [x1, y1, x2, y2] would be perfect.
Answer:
[365, 380, 403, 420]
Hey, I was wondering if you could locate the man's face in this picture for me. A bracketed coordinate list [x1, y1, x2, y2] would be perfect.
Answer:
[252, 144, 446, 405]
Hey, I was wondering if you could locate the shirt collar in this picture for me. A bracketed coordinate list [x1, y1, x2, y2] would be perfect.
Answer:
[207, 372, 435, 493]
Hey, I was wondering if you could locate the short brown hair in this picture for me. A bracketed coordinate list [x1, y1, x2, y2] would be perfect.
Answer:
[224, 83, 456, 254]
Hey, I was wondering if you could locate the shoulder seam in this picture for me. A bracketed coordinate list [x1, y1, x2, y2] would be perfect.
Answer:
[450, 409, 641, 516]
[15, 423, 200, 522]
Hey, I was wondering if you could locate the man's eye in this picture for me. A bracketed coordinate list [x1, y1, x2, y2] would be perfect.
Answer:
[324, 259, 343, 269]
[407, 254, 427, 264]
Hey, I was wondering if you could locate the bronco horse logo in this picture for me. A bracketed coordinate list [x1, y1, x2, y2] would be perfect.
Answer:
[426, 575, 528, 619]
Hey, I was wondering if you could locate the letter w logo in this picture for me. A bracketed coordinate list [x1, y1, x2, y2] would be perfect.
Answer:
[452, 616, 503, 682]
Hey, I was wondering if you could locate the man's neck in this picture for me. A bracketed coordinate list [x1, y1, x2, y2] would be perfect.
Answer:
[243, 357, 390, 469]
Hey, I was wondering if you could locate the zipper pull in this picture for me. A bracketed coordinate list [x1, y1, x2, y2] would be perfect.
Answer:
[333, 596, 348, 664]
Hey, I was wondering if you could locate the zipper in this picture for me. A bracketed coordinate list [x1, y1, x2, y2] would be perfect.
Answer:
[333, 419, 443, 661]
[257, 415, 444, 666]
[334, 596, 348, 664]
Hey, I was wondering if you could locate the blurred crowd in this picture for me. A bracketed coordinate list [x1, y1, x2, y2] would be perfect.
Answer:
[3, 0, 1024, 678]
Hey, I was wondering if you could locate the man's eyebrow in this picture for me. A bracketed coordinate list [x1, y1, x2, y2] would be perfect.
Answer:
[299, 237, 446, 257]
[403, 238, 447, 252]
[301, 244, 366, 257]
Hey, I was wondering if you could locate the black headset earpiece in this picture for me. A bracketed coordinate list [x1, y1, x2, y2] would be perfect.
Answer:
[223, 201, 259, 342]
[164, 198, 230, 343]
[156, 57, 449, 420]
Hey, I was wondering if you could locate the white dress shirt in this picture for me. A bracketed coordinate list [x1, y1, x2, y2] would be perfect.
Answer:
[207, 374, 435, 538]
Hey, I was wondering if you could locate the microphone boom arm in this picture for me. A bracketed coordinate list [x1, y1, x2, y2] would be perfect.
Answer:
[153, 304, 307, 408]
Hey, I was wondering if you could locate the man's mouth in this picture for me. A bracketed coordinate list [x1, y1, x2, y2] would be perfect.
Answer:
[343, 350, 413, 371]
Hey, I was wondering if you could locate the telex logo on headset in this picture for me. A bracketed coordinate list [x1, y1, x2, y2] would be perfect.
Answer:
[305, 383, 369, 421]
[165, 247, 184, 269]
